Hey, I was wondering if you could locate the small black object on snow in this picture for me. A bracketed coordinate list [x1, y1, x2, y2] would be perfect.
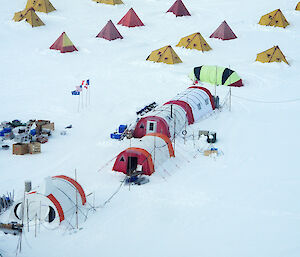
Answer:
[65, 125, 72, 129]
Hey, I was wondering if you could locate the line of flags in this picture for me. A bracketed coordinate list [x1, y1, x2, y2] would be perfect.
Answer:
[71, 80, 90, 95]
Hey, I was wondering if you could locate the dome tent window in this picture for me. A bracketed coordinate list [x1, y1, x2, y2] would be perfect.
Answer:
[197, 103, 202, 110]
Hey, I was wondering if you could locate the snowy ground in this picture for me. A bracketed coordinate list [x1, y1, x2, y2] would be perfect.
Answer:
[1, 0, 300, 256]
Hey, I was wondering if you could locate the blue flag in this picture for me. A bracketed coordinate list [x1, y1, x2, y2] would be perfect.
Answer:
[72, 90, 80, 95]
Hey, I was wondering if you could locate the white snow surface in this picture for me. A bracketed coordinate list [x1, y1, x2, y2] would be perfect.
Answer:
[1, 0, 300, 256]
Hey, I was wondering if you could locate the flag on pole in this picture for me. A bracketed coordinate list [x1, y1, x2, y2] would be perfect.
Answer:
[81, 80, 85, 86]
[84, 79, 89, 89]
[72, 90, 80, 95]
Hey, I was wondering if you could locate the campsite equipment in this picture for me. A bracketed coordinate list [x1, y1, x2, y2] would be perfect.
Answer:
[10, 175, 87, 228]
[296, 2, 300, 10]
[13, 143, 29, 155]
[29, 142, 41, 154]
[110, 132, 122, 140]
[113, 133, 174, 176]
[147, 45, 182, 65]
[256, 46, 288, 65]
[204, 148, 218, 156]
[37, 135, 48, 144]
[258, 9, 289, 28]
[10, 120, 26, 128]
[133, 86, 215, 138]
[118, 125, 127, 133]
[125, 176, 150, 185]
[2, 145, 9, 150]
[0, 193, 14, 214]
[118, 8, 144, 27]
[50, 32, 78, 53]
[96, 20, 123, 41]
[167, 0, 191, 17]
[137, 102, 157, 116]
[65, 125, 72, 129]
[0, 223, 23, 236]
[189, 65, 243, 87]
[93, 0, 123, 4]
[207, 132, 217, 143]
[176, 32, 211, 52]
[13, 8, 45, 27]
[26, 0, 56, 13]
[210, 21, 237, 40]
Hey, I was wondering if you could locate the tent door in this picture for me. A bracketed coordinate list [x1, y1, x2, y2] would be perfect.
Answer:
[146, 121, 157, 134]
[48, 206, 56, 223]
[127, 157, 138, 175]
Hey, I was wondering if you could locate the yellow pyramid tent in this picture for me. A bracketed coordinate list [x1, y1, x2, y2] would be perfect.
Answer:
[26, 0, 55, 13]
[296, 2, 300, 11]
[146, 45, 182, 64]
[93, 0, 123, 5]
[13, 8, 45, 27]
[176, 32, 212, 52]
[256, 46, 288, 65]
[258, 9, 289, 28]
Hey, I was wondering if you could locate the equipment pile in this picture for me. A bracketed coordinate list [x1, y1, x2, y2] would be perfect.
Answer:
[0, 119, 55, 155]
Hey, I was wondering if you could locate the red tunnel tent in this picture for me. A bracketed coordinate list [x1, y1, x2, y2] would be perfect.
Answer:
[113, 133, 174, 176]
[133, 87, 215, 139]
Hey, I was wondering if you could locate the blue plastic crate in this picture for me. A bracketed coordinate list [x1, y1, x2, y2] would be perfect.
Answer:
[118, 125, 127, 133]
[3, 127, 11, 133]
[110, 133, 122, 140]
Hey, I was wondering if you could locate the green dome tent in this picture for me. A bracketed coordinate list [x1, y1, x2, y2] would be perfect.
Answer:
[189, 65, 243, 87]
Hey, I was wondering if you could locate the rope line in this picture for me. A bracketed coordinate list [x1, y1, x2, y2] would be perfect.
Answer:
[232, 94, 300, 104]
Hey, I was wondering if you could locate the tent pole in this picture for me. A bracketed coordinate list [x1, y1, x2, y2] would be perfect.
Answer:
[229, 86, 232, 111]
[75, 169, 78, 229]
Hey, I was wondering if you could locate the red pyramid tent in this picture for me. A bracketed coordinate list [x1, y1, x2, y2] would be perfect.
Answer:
[210, 21, 237, 40]
[96, 20, 123, 41]
[167, 0, 191, 17]
[50, 32, 78, 53]
[117, 8, 144, 27]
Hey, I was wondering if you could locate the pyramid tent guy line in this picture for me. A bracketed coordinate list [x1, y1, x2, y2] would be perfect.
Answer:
[258, 9, 289, 28]
[256, 46, 288, 65]
[176, 33, 211, 52]
[146, 45, 182, 64]
[167, 0, 191, 17]
[96, 20, 123, 41]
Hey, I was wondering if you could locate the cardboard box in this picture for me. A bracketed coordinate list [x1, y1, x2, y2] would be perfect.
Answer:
[13, 143, 29, 155]
[204, 150, 218, 156]
[28, 142, 41, 154]
[42, 122, 54, 131]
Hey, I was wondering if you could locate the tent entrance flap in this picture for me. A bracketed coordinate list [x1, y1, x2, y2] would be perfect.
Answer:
[48, 206, 56, 222]
[127, 157, 138, 174]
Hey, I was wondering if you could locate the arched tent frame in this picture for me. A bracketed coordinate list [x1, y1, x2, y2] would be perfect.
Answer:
[113, 133, 175, 176]
[9, 175, 87, 229]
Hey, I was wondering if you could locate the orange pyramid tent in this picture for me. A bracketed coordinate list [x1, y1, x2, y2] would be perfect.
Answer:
[256, 46, 288, 65]
[13, 8, 45, 27]
[176, 32, 211, 52]
[50, 32, 78, 53]
[26, 0, 56, 13]
[296, 2, 300, 10]
[258, 9, 289, 28]
[146, 45, 182, 64]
